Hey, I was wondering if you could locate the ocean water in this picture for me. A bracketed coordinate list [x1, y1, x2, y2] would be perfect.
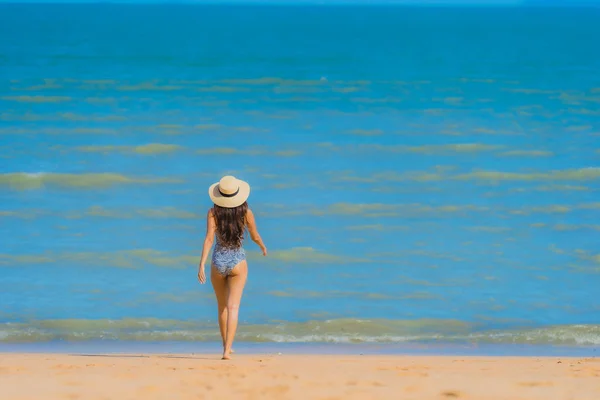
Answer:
[0, 4, 599, 350]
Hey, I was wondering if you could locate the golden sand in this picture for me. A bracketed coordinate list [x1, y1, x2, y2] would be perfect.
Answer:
[1, 354, 599, 399]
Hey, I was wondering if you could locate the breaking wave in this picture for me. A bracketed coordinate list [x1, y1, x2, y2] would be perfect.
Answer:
[1, 318, 599, 346]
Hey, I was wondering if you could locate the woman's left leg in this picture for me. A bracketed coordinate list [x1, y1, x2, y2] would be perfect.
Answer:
[222, 260, 248, 360]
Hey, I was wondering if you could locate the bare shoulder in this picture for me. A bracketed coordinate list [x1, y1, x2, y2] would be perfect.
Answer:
[207, 208, 215, 218]
[245, 208, 255, 224]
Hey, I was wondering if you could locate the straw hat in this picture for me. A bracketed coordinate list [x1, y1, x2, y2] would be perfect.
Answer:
[208, 175, 250, 208]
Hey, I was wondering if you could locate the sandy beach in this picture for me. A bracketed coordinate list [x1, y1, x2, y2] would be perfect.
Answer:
[1, 353, 598, 400]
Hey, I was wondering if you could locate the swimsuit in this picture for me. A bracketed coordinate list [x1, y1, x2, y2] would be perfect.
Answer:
[212, 239, 246, 277]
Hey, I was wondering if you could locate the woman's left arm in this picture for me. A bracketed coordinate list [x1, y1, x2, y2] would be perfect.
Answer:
[198, 209, 216, 284]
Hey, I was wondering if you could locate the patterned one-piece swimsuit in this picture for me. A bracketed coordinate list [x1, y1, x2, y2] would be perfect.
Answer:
[211, 238, 246, 277]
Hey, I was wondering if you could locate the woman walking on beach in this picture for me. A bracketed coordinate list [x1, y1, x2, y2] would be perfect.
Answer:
[197, 175, 267, 360]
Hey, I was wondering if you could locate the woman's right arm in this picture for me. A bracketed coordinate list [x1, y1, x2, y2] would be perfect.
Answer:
[246, 209, 267, 256]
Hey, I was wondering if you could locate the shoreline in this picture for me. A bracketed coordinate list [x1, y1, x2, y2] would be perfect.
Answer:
[1, 341, 598, 357]
[2, 353, 599, 399]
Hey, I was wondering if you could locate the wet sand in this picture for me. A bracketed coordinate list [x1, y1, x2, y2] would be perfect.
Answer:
[1, 353, 599, 399]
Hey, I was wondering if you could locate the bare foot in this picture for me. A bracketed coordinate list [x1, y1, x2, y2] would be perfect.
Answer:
[221, 352, 231, 360]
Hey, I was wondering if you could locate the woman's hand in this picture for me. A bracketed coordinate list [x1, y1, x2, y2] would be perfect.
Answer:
[197, 265, 206, 284]
[261, 246, 268, 256]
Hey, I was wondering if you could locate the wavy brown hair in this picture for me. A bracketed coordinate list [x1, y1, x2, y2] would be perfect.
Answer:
[212, 201, 248, 248]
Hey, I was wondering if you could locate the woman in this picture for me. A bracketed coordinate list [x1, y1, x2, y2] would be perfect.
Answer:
[197, 175, 267, 360]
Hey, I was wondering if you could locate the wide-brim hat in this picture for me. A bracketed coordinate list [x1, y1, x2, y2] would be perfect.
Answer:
[209, 175, 250, 208]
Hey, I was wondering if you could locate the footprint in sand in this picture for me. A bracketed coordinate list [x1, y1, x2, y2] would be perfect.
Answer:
[139, 385, 159, 394]
[403, 385, 419, 393]
[441, 390, 461, 397]
[260, 385, 290, 395]
[518, 381, 554, 387]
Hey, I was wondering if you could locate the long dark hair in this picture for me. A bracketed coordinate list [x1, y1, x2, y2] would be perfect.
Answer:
[212, 201, 248, 248]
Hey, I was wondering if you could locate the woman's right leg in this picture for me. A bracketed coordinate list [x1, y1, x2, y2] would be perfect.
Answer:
[223, 260, 248, 360]
[210, 266, 228, 351]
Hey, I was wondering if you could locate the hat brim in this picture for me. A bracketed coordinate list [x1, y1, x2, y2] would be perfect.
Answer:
[209, 179, 250, 208]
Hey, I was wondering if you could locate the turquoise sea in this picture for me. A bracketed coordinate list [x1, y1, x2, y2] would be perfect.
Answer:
[0, 4, 599, 352]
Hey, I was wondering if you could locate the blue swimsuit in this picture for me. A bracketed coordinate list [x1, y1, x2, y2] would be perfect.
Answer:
[212, 238, 246, 277]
